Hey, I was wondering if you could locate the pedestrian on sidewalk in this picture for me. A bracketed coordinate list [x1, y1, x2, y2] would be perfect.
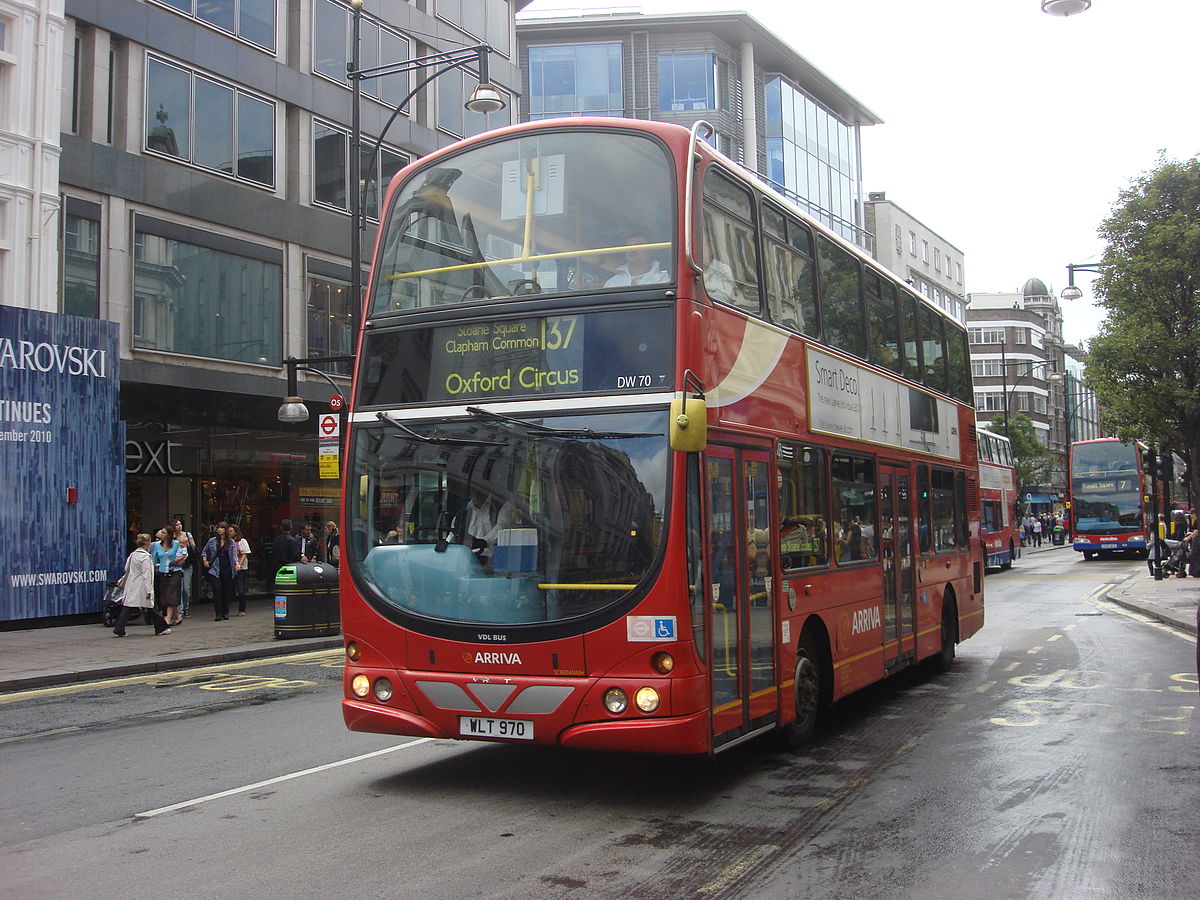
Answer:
[152, 527, 185, 626]
[1032, 517, 1043, 547]
[1182, 521, 1200, 578]
[230, 524, 251, 616]
[173, 519, 197, 618]
[202, 522, 239, 621]
[323, 521, 340, 566]
[113, 534, 171, 637]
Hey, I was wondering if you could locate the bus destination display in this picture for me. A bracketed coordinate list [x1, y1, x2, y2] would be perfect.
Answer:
[357, 306, 674, 407]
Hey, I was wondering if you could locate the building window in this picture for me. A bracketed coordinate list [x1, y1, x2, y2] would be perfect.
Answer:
[313, 0, 411, 107]
[306, 268, 355, 375]
[894, 224, 902, 254]
[436, 67, 510, 138]
[313, 120, 409, 218]
[969, 327, 1005, 344]
[149, 0, 276, 53]
[145, 56, 276, 188]
[764, 76, 858, 243]
[528, 43, 623, 119]
[975, 392, 1005, 412]
[921, 239, 929, 263]
[63, 208, 101, 318]
[909, 231, 916, 256]
[933, 247, 941, 271]
[132, 218, 282, 364]
[437, 0, 510, 57]
[658, 53, 716, 111]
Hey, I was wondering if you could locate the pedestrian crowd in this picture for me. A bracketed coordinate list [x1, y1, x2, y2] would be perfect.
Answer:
[111, 517, 340, 637]
[1020, 513, 1066, 548]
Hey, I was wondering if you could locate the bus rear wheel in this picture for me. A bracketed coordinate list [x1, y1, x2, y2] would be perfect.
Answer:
[783, 635, 824, 749]
[1000, 540, 1014, 570]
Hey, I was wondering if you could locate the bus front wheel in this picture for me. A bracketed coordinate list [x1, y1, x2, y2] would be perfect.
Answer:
[1083, 550, 1095, 560]
[783, 635, 825, 749]
[928, 594, 958, 673]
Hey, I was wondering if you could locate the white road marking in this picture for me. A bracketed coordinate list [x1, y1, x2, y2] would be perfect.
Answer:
[135, 738, 435, 819]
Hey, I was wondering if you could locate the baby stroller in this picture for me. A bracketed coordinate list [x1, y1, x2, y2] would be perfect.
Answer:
[100, 580, 143, 628]
[1161, 538, 1188, 577]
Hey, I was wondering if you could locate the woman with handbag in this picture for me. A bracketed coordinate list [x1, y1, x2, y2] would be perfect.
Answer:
[201, 522, 239, 621]
[113, 533, 172, 637]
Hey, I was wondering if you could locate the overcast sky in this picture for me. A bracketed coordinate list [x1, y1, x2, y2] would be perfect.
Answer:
[519, 0, 1200, 345]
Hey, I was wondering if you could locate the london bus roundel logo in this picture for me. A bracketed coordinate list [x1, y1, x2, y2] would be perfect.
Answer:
[329, 395, 345, 411]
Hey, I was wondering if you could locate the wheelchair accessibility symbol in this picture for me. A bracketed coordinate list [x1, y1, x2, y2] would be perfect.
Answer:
[626, 615, 676, 642]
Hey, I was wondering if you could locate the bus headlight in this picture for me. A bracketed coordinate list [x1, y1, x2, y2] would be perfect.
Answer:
[635, 687, 660, 713]
[351, 674, 371, 698]
[603, 687, 629, 714]
[373, 677, 394, 702]
[651, 652, 674, 674]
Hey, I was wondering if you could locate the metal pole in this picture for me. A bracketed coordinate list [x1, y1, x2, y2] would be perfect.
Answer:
[349, 0, 363, 325]
[1001, 341, 1009, 433]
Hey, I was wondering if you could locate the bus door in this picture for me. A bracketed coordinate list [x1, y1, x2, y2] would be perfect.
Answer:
[879, 463, 918, 670]
[706, 444, 778, 745]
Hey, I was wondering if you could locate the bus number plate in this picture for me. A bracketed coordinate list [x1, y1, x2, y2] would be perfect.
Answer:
[459, 715, 534, 741]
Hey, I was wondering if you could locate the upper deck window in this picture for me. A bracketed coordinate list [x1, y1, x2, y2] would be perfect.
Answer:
[369, 130, 675, 314]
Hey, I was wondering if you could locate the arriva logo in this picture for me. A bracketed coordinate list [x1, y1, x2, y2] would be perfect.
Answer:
[474, 651, 523, 665]
[850, 606, 882, 635]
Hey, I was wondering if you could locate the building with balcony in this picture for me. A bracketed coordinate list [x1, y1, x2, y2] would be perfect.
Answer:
[967, 277, 1099, 508]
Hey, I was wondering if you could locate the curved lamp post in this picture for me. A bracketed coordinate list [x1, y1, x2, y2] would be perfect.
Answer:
[1059, 261, 1101, 302]
[348, 0, 507, 323]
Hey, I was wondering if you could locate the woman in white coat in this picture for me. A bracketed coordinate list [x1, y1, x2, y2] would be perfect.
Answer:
[113, 533, 172, 637]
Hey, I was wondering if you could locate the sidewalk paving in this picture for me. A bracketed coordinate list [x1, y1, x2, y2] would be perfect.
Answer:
[0, 544, 1194, 695]
[0, 595, 342, 693]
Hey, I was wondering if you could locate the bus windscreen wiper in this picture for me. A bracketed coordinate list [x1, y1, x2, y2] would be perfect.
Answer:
[376, 412, 506, 446]
[464, 406, 657, 440]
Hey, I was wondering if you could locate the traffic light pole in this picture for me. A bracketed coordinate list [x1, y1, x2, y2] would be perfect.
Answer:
[1144, 446, 1163, 581]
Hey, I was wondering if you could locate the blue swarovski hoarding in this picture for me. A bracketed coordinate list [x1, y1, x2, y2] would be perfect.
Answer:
[0, 306, 124, 622]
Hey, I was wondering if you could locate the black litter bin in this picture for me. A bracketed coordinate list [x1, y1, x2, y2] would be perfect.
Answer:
[274, 562, 340, 639]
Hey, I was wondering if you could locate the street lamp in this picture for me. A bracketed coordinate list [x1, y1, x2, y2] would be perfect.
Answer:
[277, 354, 356, 425]
[1041, 0, 1092, 15]
[347, 0, 507, 324]
[1059, 261, 1101, 302]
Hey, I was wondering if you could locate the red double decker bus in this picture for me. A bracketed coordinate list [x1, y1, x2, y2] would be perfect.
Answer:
[978, 428, 1020, 569]
[1068, 438, 1151, 559]
[339, 118, 984, 755]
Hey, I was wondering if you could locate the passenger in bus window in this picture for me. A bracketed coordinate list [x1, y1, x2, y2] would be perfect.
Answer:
[605, 233, 669, 287]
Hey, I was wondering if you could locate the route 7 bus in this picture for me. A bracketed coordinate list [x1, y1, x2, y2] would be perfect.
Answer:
[339, 117, 984, 755]
[1068, 438, 1151, 559]
[977, 428, 1020, 570]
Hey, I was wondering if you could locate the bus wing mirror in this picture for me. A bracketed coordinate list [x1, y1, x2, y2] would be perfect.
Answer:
[670, 397, 707, 453]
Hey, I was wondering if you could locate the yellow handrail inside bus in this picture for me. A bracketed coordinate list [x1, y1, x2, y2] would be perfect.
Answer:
[383, 242, 670, 282]
[537, 583, 636, 591]
[522, 158, 538, 259]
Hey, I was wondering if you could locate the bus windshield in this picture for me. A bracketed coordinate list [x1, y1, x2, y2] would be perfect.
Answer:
[348, 409, 668, 626]
[369, 130, 676, 313]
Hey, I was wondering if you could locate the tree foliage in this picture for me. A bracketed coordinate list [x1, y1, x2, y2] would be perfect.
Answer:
[1085, 153, 1200, 503]
[993, 413, 1054, 493]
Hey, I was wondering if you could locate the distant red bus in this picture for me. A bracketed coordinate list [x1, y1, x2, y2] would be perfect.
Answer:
[978, 428, 1020, 570]
[1068, 438, 1150, 559]
[338, 117, 984, 755]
